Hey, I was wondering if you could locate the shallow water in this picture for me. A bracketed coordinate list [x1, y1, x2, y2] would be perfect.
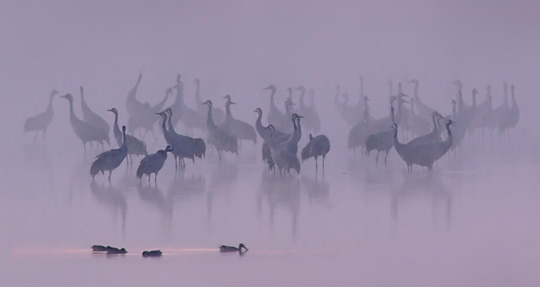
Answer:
[2, 137, 539, 287]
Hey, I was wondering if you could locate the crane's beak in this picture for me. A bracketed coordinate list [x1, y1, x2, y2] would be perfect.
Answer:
[230, 101, 236, 105]
[107, 109, 114, 112]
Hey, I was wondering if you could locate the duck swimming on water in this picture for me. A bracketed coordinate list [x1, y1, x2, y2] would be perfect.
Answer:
[106, 247, 127, 254]
[142, 250, 162, 257]
[220, 243, 248, 253]
[92, 245, 108, 252]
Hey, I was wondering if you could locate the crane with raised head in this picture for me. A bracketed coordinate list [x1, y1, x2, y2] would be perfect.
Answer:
[136, 145, 173, 183]
[107, 108, 148, 164]
[24, 89, 59, 140]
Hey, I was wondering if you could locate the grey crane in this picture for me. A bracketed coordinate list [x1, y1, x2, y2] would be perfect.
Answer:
[194, 78, 225, 125]
[125, 72, 145, 116]
[254, 107, 289, 171]
[347, 95, 371, 154]
[393, 119, 454, 172]
[61, 93, 108, 152]
[164, 108, 206, 165]
[107, 108, 148, 164]
[282, 113, 303, 156]
[301, 134, 330, 170]
[404, 98, 431, 137]
[24, 89, 59, 140]
[268, 125, 300, 176]
[365, 128, 394, 165]
[221, 95, 257, 144]
[295, 86, 321, 133]
[498, 84, 520, 133]
[136, 145, 173, 183]
[491, 82, 510, 132]
[264, 84, 284, 127]
[203, 100, 238, 161]
[334, 87, 360, 127]
[168, 75, 206, 135]
[409, 79, 437, 121]
[80, 86, 110, 145]
[90, 126, 128, 181]
[406, 111, 443, 146]
[472, 85, 494, 132]
[276, 93, 296, 134]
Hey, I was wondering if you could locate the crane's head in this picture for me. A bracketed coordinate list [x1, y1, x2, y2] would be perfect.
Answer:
[176, 74, 181, 83]
[263, 84, 276, 91]
[268, 124, 275, 133]
[287, 87, 293, 95]
[472, 89, 478, 96]
[295, 85, 305, 92]
[61, 93, 73, 101]
[165, 145, 174, 152]
[254, 107, 262, 115]
[391, 123, 398, 130]
[203, 100, 212, 107]
[239, 243, 248, 251]
[341, 93, 349, 99]
[454, 80, 463, 90]
[107, 108, 118, 114]
[122, 125, 126, 133]
[50, 90, 59, 97]
[223, 94, 232, 101]
[194, 78, 199, 84]
[446, 119, 456, 127]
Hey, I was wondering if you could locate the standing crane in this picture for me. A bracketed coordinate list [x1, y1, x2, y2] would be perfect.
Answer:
[61, 93, 108, 153]
[136, 145, 173, 183]
[80, 86, 110, 145]
[301, 134, 331, 170]
[220, 95, 257, 145]
[107, 108, 148, 164]
[264, 84, 284, 127]
[203, 100, 238, 161]
[90, 126, 128, 181]
[24, 89, 59, 140]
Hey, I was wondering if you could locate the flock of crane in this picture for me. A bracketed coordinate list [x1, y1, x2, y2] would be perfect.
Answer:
[23, 73, 519, 182]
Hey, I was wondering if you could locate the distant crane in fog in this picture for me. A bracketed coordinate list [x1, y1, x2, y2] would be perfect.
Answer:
[107, 108, 148, 164]
[164, 109, 206, 166]
[498, 84, 520, 134]
[168, 75, 206, 135]
[136, 145, 173, 183]
[254, 107, 289, 171]
[90, 125, 128, 181]
[301, 134, 330, 170]
[24, 89, 59, 140]
[406, 111, 443, 146]
[409, 79, 437, 121]
[264, 84, 284, 127]
[268, 124, 300, 176]
[194, 78, 225, 125]
[61, 93, 109, 152]
[221, 95, 257, 145]
[80, 86, 110, 145]
[295, 86, 321, 133]
[203, 100, 238, 161]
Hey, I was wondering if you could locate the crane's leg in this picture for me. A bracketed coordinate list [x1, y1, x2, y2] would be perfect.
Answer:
[376, 151, 380, 165]
[155, 172, 159, 184]
[322, 155, 325, 170]
[384, 151, 389, 166]
[83, 142, 87, 155]
[108, 171, 112, 182]
[315, 157, 318, 170]
[42, 128, 47, 141]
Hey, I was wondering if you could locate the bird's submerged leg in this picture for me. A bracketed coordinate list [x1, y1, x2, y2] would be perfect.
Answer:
[108, 171, 112, 182]
[376, 151, 380, 165]
[384, 151, 389, 166]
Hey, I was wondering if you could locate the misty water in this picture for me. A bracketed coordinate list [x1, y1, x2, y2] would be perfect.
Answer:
[2, 1, 540, 286]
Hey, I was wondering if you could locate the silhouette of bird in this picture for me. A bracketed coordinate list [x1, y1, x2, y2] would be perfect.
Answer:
[107, 108, 147, 164]
[409, 79, 436, 121]
[80, 86, 110, 145]
[301, 134, 331, 169]
[220, 243, 248, 253]
[295, 86, 321, 133]
[221, 95, 257, 144]
[268, 124, 300, 176]
[203, 100, 238, 160]
[90, 126, 128, 181]
[264, 84, 284, 126]
[254, 107, 289, 171]
[142, 250, 162, 257]
[61, 93, 108, 152]
[498, 84, 520, 133]
[24, 89, 59, 140]
[168, 75, 206, 134]
[136, 145, 173, 183]
[194, 78, 225, 125]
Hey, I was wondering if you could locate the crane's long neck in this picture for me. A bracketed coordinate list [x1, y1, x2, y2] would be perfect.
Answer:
[255, 112, 267, 138]
[225, 102, 233, 120]
[206, 105, 217, 129]
[67, 98, 79, 123]
[128, 76, 141, 101]
[113, 112, 121, 136]
[167, 112, 177, 134]
[392, 127, 404, 151]
[120, 128, 127, 151]
[431, 114, 439, 133]
[153, 91, 170, 112]
[47, 94, 54, 113]
[511, 86, 517, 108]
[413, 82, 419, 99]
[270, 89, 277, 110]
[299, 89, 306, 108]
[194, 81, 202, 105]
[159, 114, 168, 135]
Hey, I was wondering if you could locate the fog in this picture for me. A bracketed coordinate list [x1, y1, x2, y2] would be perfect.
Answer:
[1, 0, 540, 286]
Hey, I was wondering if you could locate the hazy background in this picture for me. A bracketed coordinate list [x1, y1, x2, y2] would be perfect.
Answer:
[1, 0, 540, 286]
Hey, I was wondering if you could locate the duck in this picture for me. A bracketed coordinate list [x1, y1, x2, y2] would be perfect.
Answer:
[220, 243, 248, 253]
[106, 247, 127, 254]
[91, 245, 108, 252]
[142, 250, 163, 257]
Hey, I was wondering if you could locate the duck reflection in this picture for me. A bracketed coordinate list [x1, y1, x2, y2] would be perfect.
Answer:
[89, 182, 127, 233]
[136, 183, 173, 230]
[257, 171, 300, 236]
[301, 173, 330, 208]
[391, 173, 452, 227]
